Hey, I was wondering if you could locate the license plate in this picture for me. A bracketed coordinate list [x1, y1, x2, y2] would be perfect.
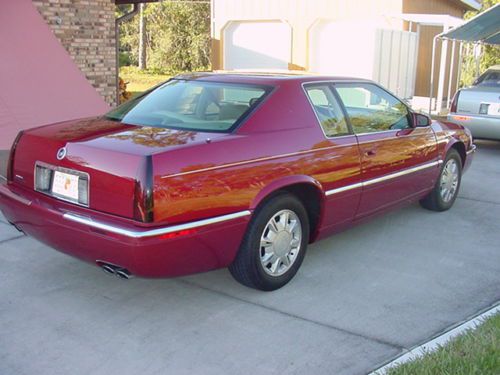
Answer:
[52, 171, 80, 201]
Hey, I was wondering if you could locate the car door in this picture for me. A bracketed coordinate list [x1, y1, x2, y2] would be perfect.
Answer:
[303, 83, 362, 233]
[333, 82, 439, 218]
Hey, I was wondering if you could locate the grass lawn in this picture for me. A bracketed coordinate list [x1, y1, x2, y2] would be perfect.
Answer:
[119, 66, 172, 97]
[385, 313, 500, 375]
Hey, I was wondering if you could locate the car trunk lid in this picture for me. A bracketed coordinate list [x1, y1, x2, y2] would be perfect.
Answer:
[456, 86, 500, 117]
[10, 117, 226, 221]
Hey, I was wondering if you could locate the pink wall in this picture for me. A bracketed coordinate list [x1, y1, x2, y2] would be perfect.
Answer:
[0, 0, 110, 150]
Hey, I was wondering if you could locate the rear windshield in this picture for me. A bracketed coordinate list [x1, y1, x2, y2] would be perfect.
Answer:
[105, 79, 272, 132]
[475, 70, 500, 87]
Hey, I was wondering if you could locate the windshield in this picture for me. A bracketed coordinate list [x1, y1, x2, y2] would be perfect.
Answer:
[105, 79, 272, 132]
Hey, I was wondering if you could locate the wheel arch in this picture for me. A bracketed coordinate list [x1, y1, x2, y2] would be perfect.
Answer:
[250, 175, 326, 243]
[447, 140, 466, 167]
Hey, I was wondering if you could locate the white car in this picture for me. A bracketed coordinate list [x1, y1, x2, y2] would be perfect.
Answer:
[448, 65, 500, 140]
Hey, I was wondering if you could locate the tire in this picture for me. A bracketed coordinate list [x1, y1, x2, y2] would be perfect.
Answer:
[420, 149, 462, 211]
[229, 192, 310, 291]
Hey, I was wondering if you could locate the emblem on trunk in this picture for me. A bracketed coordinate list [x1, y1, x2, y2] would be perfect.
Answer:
[56, 147, 67, 160]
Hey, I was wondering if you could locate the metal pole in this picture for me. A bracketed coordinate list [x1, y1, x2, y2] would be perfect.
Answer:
[456, 42, 463, 91]
[474, 43, 481, 79]
[412, 24, 420, 100]
[436, 32, 449, 114]
[429, 35, 438, 115]
[447, 40, 456, 109]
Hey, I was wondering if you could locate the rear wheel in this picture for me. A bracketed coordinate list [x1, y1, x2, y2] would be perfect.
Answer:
[229, 193, 309, 291]
[420, 149, 462, 211]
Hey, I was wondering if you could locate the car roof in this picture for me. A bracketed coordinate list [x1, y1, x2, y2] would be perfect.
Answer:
[485, 65, 500, 71]
[174, 71, 373, 85]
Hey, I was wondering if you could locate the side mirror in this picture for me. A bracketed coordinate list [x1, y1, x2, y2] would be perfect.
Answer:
[412, 112, 432, 127]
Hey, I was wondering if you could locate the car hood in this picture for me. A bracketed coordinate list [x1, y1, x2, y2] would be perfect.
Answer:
[25, 117, 229, 156]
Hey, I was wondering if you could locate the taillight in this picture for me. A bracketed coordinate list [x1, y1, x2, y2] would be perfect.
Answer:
[7, 131, 23, 182]
[133, 156, 154, 223]
[450, 90, 460, 113]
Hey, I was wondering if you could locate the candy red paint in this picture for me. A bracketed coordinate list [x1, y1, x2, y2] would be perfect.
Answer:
[0, 73, 474, 278]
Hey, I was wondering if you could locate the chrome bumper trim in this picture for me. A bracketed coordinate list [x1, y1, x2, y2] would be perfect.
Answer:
[325, 160, 442, 196]
[63, 210, 252, 239]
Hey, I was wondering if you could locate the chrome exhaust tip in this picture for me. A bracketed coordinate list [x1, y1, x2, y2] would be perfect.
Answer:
[115, 268, 132, 280]
[97, 261, 132, 279]
[101, 264, 116, 275]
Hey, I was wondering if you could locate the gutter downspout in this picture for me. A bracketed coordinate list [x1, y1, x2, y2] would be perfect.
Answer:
[115, 4, 139, 105]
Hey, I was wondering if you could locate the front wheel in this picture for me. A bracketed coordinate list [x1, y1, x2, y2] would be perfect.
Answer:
[229, 193, 309, 291]
[420, 149, 462, 211]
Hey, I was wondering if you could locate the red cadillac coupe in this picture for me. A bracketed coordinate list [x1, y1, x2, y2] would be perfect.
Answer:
[0, 73, 475, 290]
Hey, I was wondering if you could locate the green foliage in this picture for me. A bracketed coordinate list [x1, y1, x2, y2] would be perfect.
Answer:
[119, 66, 171, 95]
[119, 51, 132, 67]
[460, 0, 500, 87]
[385, 313, 500, 375]
[118, 1, 211, 73]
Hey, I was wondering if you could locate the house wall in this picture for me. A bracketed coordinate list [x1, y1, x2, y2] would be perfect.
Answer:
[0, 0, 109, 149]
[211, 0, 404, 72]
[212, 0, 471, 104]
[403, 0, 465, 99]
[33, 0, 117, 106]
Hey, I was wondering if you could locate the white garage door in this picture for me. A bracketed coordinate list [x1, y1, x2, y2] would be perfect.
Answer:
[309, 20, 377, 79]
[223, 21, 292, 70]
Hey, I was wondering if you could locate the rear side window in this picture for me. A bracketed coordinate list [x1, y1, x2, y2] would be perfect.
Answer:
[305, 84, 350, 137]
[334, 83, 410, 134]
[475, 70, 500, 87]
[105, 80, 272, 133]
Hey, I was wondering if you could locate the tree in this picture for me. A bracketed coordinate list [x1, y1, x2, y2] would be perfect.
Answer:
[139, 3, 147, 70]
[460, 0, 500, 86]
[118, 1, 211, 73]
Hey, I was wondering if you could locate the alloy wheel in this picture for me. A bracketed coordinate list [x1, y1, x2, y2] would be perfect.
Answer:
[259, 209, 302, 277]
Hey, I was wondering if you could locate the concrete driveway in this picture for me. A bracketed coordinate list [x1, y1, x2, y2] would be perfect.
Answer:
[1, 140, 499, 375]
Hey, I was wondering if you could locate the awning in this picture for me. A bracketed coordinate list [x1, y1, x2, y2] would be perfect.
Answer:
[438, 4, 500, 45]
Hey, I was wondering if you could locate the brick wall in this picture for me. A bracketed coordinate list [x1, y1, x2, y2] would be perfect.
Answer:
[33, 0, 117, 106]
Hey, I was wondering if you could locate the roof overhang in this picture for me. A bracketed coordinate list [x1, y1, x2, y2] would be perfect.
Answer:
[438, 4, 500, 45]
[397, 14, 464, 28]
[113, 0, 480, 9]
[458, 0, 481, 11]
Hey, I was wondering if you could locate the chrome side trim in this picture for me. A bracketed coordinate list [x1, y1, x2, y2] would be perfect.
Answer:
[363, 161, 441, 187]
[325, 160, 442, 196]
[63, 210, 252, 239]
[466, 144, 477, 155]
[325, 182, 363, 196]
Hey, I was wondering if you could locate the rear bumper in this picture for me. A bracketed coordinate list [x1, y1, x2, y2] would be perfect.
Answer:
[448, 113, 500, 140]
[0, 183, 250, 277]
